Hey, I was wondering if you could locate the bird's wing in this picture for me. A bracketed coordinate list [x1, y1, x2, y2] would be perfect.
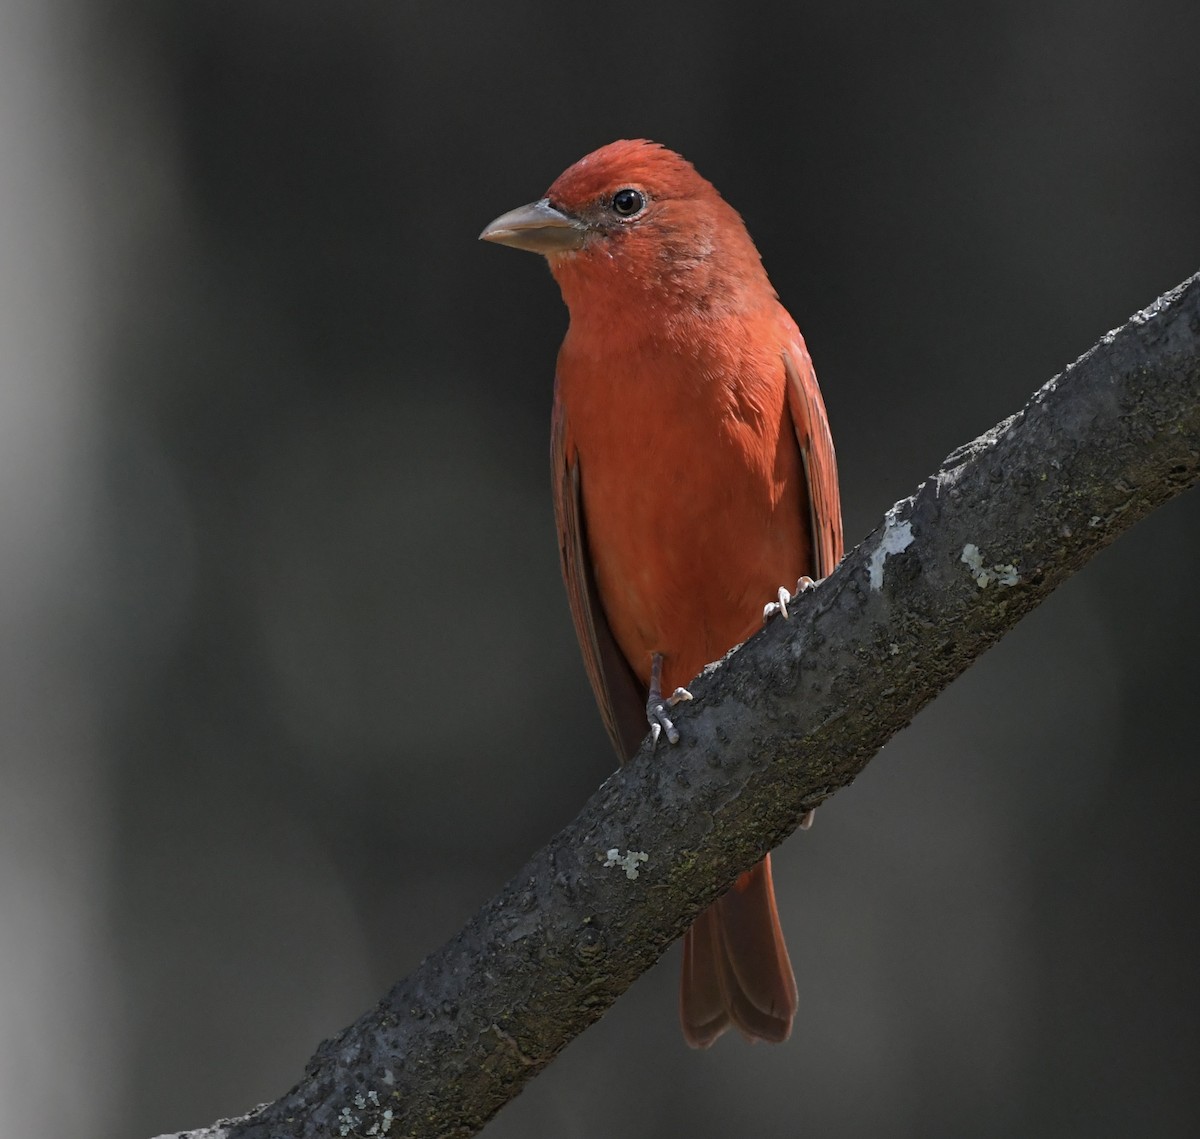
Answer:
[551, 389, 649, 763]
[783, 341, 844, 577]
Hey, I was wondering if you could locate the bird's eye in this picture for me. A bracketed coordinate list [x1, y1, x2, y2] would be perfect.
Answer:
[611, 188, 645, 217]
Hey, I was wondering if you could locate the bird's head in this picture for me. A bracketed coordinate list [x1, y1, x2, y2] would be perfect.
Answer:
[480, 140, 772, 315]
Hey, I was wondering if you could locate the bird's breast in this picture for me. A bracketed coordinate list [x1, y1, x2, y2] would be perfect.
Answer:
[557, 321, 811, 693]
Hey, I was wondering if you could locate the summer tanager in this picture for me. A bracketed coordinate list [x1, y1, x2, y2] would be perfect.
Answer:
[480, 140, 843, 1048]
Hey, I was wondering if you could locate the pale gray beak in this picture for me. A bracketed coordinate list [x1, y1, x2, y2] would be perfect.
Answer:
[479, 198, 586, 254]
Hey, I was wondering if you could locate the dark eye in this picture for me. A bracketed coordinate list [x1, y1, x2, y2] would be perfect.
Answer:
[611, 188, 645, 217]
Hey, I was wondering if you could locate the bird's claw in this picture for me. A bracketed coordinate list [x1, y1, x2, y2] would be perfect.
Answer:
[763, 585, 792, 622]
[665, 686, 693, 708]
[647, 686, 692, 748]
[646, 653, 691, 748]
[763, 576, 819, 622]
[647, 700, 676, 747]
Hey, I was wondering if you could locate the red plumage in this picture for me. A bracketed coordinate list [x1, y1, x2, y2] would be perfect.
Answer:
[483, 140, 843, 1047]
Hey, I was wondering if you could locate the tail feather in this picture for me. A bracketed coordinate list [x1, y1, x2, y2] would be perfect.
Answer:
[679, 854, 796, 1048]
[680, 906, 731, 1046]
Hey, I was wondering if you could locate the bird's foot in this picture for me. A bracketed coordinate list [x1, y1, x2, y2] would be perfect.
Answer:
[647, 687, 692, 747]
[647, 652, 692, 747]
[763, 576, 819, 622]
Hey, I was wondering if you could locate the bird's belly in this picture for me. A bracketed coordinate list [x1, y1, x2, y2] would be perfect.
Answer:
[581, 437, 810, 695]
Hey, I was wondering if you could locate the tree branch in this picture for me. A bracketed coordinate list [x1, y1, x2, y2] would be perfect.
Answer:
[154, 272, 1200, 1139]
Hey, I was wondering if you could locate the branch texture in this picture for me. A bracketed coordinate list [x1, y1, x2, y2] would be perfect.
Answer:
[156, 272, 1200, 1139]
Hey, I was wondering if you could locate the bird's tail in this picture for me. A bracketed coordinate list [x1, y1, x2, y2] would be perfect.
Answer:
[679, 854, 797, 1048]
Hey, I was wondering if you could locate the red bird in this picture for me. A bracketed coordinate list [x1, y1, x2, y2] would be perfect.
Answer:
[481, 140, 843, 1048]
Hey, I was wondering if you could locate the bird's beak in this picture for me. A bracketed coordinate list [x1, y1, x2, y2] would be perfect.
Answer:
[479, 198, 586, 255]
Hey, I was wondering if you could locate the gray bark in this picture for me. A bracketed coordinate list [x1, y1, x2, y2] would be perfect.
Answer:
[153, 271, 1200, 1139]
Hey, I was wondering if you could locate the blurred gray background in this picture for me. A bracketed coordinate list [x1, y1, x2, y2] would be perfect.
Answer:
[2, 2, 1198, 1137]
